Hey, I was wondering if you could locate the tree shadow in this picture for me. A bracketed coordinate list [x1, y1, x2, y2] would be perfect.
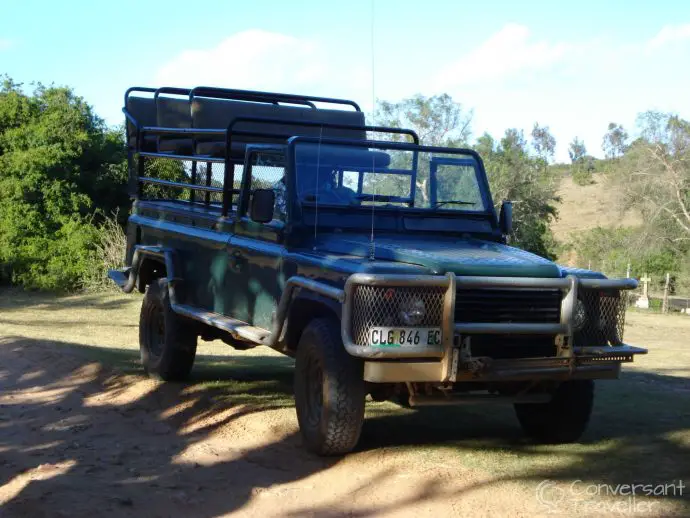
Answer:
[0, 336, 333, 517]
[0, 318, 139, 328]
[0, 335, 688, 517]
[0, 288, 135, 313]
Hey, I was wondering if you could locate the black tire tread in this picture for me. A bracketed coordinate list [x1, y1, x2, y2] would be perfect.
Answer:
[514, 379, 594, 444]
[295, 317, 365, 455]
[139, 278, 197, 381]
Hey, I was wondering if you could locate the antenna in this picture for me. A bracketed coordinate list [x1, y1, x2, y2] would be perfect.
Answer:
[369, 0, 377, 261]
[313, 124, 324, 250]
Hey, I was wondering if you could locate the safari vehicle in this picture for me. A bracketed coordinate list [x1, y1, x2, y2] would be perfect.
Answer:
[110, 85, 647, 455]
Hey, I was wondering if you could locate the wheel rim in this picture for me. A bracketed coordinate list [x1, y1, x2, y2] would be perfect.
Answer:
[304, 356, 324, 428]
[147, 306, 165, 357]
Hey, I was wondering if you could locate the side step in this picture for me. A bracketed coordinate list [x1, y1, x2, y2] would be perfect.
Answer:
[108, 268, 131, 289]
[171, 304, 270, 345]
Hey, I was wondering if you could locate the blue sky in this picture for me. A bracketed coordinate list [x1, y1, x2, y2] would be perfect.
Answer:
[2, 0, 689, 161]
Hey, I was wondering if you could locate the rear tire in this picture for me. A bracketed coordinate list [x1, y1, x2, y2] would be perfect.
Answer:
[294, 318, 365, 455]
[514, 380, 594, 444]
[139, 278, 197, 381]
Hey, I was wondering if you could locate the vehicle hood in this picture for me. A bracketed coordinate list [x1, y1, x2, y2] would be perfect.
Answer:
[313, 234, 562, 278]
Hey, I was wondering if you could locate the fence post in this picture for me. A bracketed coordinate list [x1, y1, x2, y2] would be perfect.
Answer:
[662, 272, 670, 314]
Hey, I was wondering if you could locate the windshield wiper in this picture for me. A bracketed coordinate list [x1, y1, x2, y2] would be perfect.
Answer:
[433, 200, 476, 208]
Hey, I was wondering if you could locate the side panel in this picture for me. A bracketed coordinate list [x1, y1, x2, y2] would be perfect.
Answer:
[130, 206, 233, 311]
[227, 219, 285, 330]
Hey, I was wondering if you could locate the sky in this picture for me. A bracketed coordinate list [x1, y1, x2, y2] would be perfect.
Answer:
[2, 0, 689, 162]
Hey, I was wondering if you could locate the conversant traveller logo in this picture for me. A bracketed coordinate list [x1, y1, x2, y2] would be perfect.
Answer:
[535, 479, 686, 514]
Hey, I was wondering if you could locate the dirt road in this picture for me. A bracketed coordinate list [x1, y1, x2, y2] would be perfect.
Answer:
[0, 291, 688, 517]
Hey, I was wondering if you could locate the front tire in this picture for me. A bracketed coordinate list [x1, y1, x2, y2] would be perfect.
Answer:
[294, 318, 365, 455]
[514, 380, 594, 444]
[139, 278, 197, 381]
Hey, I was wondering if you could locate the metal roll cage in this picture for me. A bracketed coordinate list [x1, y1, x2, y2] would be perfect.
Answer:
[124, 84, 424, 217]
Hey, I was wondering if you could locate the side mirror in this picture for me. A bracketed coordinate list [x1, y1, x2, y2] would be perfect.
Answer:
[250, 189, 275, 224]
[499, 200, 513, 235]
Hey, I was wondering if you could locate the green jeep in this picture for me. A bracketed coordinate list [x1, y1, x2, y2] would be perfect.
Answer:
[110, 85, 647, 455]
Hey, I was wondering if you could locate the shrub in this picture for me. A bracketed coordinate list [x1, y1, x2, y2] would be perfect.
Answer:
[83, 211, 127, 292]
[572, 168, 594, 186]
[0, 77, 128, 292]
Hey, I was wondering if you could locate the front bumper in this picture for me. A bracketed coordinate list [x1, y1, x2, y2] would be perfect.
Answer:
[362, 344, 648, 382]
[341, 273, 647, 383]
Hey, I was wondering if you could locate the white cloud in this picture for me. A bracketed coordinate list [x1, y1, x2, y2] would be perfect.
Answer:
[0, 39, 13, 51]
[155, 29, 362, 98]
[154, 29, 377, 111]
[434, 24, 568, 88]
[646, 23, 690, 52]
[149, 25, 690, 164]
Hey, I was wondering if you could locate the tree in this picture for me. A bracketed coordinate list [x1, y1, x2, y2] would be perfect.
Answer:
[375, 93, 472, 146]
[481, 129, 559, 258]
[602, 122, 628, 159]
[614, 112, 690, 246]
[531, 123, 556, 163]
[568, 137, 592, 185]
[501, 128, 527, 153]
[375, 95, 558, 258]
[568, 137, 587, 164]
[373, 94, 473, 204]
[636, 111, 667, 143]
[0, 77, 129, 290]
[475, 133, 495, 158]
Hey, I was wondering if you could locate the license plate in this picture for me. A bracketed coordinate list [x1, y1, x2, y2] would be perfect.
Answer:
[368, 327, 442, 347]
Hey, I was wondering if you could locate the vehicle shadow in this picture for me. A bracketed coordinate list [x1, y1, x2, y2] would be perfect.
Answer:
[357, 369, 690, 508]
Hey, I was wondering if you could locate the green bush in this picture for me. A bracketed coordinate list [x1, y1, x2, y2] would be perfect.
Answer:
[83, 211, 127, 292]
[10, 217, 100, 291]
[572, 168, 594, 186]
[0, 77, 129, 292]
[568, 225, 688, 289]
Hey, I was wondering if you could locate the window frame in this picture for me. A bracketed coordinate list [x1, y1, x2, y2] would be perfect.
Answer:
[239, 144, 289, 223]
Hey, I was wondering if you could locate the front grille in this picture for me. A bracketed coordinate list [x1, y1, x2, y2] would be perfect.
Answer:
[574, 289, 627, 347]
[350, 285, 445, 346]
[468, 335, 557, 359]
[455, 288, 561, 323]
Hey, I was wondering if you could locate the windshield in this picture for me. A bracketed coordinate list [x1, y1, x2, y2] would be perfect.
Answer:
[293, 141, 488, 212]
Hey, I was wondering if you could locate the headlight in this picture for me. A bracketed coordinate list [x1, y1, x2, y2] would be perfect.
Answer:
[399, 297, 426, 326]
[573, 298, 587, 331]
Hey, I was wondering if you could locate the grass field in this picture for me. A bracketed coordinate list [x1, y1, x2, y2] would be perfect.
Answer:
[551, 174, 642, 245]
[0, 289, 688, 516]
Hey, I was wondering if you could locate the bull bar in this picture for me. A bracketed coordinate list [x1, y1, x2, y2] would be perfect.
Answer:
[340, 273, 647, 383]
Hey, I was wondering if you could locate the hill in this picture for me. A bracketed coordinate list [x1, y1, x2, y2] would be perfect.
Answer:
[550, 173, 642, 267]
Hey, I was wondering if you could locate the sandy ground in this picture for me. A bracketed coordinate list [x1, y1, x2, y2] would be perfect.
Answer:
[0, 292, 688, 517]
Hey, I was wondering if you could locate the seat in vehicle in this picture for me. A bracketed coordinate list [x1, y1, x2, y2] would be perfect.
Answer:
[125, 95, 157, 151]
[191, 97, 367, 159]
[156, 95, 194, 155]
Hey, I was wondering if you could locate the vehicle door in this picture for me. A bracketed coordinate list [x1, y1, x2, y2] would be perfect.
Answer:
[225, 146, 287, 330]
